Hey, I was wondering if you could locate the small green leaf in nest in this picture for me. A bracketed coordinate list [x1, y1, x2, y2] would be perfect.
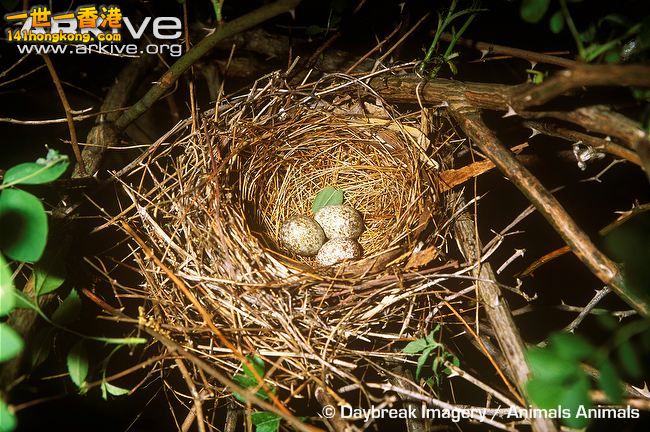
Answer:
[312, 187, 343, 214]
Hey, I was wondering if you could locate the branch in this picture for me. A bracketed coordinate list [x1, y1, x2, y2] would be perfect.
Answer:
[512, 65, 650, 109]
[520, 106, 650, 180]
[440, 33, 578, 69]
[114, 0, 301, 130]
[41, 54, 86, 176]
[448, 104, 650, 318]
[370, 76, 650, 180]
[523, 120, 642, 166]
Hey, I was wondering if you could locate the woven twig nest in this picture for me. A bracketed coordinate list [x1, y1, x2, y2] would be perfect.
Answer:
[111, 71, 467, 401]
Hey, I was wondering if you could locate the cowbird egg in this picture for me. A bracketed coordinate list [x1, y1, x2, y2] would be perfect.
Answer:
[316, 238, 362, 266]
[314, 205, 363, 239]
[279, 216, 326, 256]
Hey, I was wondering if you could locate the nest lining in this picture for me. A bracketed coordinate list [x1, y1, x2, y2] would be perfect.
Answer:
[109, 72, 473, 402]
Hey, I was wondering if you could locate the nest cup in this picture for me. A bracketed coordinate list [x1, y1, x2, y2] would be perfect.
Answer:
[225, 93, 443, 273]
[112, 72, 460, 401]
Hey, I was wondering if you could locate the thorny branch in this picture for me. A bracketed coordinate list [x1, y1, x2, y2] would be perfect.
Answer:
[448, 104, 649, 317]
[371, 68, 650, 317]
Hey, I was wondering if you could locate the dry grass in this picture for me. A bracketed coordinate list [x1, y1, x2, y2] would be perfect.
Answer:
[105, 70, 476, 408]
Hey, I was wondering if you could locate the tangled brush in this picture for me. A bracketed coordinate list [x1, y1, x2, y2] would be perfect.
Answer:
[108, 70, 474, 406]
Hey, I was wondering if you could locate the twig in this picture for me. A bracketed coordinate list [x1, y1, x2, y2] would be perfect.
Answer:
[346, 21, 402, 74]
[443, 361, 523, 409]
[363, 383, 515, 431]
[496, 249, 525, 275]
[175, 358, 207, 432]
[512, 65, 650, 110]
[518, 246, 571, 278]
[371, 13, 430, 73]
[439, 33, 578, 68]
[115, 0, 302, 130]
[523, 121, 642, 166]
[448, 105, 649, 318]
[41, 54, 86, 176]
[314, 387, 350, 432]
[443, 301, 523, 404]
[563, 287, 611, 333]
[388, 366, 433, 432]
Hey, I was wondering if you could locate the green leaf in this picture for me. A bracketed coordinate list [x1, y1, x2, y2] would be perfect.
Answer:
[29, 327, 54, 369]
[233, 356, 273, 403]
[604, 50, 621, 64]
[251, 411, 281, 432]
[312, 187, 344, 214]
[560, 373, 591, 428]
[526, 377, 561, 408]
[416, 347, 433, 380]
[0, 189, 48, 262]
[233, 374, 270, 403]
[520, 0, 550, 23]
[0, 323, 23, 363]
[0, 399, 17, 432]
[618, 339, 642, 378]
[403, 338, 428, 354]
[34, 243, 68, 296]
[549, 10, 564, 33]
[11, 290, 39, 312]
[595, 312, 618, 330]
[2, 150, 69, 185]
[550, 332, 594, 360]
[0, 254, 15, 316]
[598, 14, 629, 28]
[101, 381, 130, 400]
[598, 359, 623, 403]
[67, 341, 89, 388]
[526, 346, 579, 382]
[579, 24, 596, 43]
[51, 289, 81, 326]
[243, 355, 265, 379]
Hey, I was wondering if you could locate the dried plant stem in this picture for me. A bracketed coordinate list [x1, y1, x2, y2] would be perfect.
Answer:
[523, 121, 641, 166]
[443, 300, 523, 405]
[144, 328, 321, 432]
[453, 196, 557, 432]
[449, 106, 650, 318]
[41, 54, 86, 176]
[563, 287, 611, 333]
[121, 221, 294, 419]
[440, 33, 577, 68]
[175, 358, 206, 432]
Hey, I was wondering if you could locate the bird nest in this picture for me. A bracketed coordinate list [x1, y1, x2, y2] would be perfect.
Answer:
[107, 71, 472, 404]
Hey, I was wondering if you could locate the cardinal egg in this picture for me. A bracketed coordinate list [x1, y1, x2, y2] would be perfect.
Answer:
[316, 238, 362, 266]
[314, 205, 363, 240]
[279, 216, 326, 256]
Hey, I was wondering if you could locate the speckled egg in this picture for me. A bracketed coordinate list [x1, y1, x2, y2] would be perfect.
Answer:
[279, 216, 326, 256]
[316, 238, 362, 266]
[314, 205, 363, 240]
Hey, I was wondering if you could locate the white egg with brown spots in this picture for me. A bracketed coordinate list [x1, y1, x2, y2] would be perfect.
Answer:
[279, 216, 326, 256]
[316, 238, 362, 266]
[314, 205, 363, 240]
